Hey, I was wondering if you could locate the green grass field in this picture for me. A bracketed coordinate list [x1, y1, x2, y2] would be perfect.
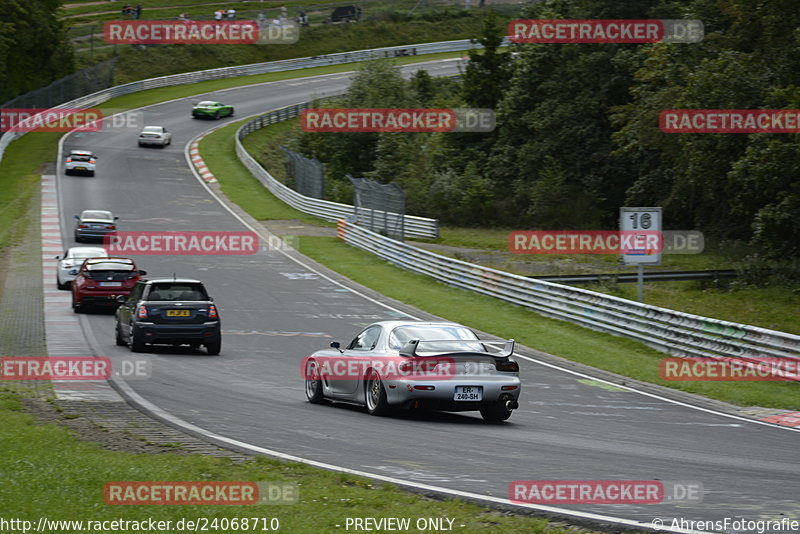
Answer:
[0, 392, 576, 533]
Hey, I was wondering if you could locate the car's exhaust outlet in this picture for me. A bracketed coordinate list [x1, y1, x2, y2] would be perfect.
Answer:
[505, 398, 519, 410]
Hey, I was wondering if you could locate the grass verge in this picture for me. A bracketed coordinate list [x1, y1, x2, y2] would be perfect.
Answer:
[0, 391, 578, 533]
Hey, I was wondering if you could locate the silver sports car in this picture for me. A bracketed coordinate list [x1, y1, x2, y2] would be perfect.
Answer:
[303, 321, 521, 422]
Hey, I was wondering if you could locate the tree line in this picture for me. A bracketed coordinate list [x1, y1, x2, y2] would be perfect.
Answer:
[0, 0, 74, 105]
[292, 0, 799, 261]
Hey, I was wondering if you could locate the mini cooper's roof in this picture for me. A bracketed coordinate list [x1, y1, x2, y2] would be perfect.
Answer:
[144, 278, 204, 285]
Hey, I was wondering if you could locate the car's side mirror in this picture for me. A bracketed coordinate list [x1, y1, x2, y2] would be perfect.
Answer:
[330, 341, 340, 349]
[55, 255, 61, 260]
[116, 295, 126, 303]
[114, 216, 119, 220]
[138, 270, 147, 275]
[208, 296, 213, 301]
[73, 215, 79, 220]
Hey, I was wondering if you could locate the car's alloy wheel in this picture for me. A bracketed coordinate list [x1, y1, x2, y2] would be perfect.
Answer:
[479, 401, 513, 422]
[205, 339, 221, 355]
[365, 370, 390, 416]
[305, 360, 327, 404]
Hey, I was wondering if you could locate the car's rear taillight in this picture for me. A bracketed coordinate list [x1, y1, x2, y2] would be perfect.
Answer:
[137, 306, 147, 318]
[66, 158, 72, 163]
[89, 159, 95, 164]
[79, 224, 88, 228]
[106, 225, 115, 229]
[209, 304, 218, 319]
[495, 359, 519, 372]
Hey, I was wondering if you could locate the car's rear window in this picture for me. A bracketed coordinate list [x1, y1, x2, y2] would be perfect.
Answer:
[198, 101, 217, 106]
[70, 155, 92, 162]
[142, 127, 162, 133]
[148, 284, 208, 301]
[388, 325, 481, 351]
[81, 211, 110, 220]
[85, 269, 136, 281]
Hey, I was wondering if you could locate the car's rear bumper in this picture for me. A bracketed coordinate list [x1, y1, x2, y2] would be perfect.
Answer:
[138, 139, 167, 145]
[77, 292, 130, 307]
[385, 376, 521, 408]
[133, 322, 221, 344]
[75, 230, 115, 240]
[65, 166, 95, 175]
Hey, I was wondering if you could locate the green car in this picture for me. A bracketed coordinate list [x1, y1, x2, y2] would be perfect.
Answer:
[192, 101, 234, 119]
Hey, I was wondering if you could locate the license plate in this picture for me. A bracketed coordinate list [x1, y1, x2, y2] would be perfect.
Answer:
[99, 281, 121, 287]
[74, 166, 86, 170]
[454, 386, 482, 401]
[166, 309, 190, 317]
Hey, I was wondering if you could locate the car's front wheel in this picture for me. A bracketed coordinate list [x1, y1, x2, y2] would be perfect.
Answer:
[479, 400, 513, 422]
[205, 338, 221, 355]
[365, 369, 391, 416]
[305, 360, 327, 404]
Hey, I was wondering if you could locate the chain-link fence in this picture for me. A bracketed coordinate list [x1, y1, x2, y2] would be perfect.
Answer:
[0, 59, 117, 118]
[279, 146, 325, 199]
[348, 175, 406, 240]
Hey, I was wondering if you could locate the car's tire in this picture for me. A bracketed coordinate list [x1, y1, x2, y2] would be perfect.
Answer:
[479, 401, 513, 422]
[365, 369, 391, 416]
[115, 323, 126, 346]
[129, 331, 146, 352]
[228, 108, 234, 117]
[304, 360, 327, 404]
[188, 341, 201, 349]
[88, 171, 95, 177]
[71, 296, 83, 313]
[214, 111, 220, 119]
[205, 338, 221, 355]
[57, 277, 69, 290]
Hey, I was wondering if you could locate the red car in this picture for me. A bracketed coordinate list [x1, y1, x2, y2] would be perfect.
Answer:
[71, 257, 147, 312]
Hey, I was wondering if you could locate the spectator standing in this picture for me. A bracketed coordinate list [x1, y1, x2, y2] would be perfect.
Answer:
[227, 8, 236, 20]
[121, 4, 131, 16]
[214, 9, 223, 21]
[134, 4, 142, 19]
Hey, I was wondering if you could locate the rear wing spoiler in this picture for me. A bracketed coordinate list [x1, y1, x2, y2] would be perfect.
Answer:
[399, 339, 515, 358]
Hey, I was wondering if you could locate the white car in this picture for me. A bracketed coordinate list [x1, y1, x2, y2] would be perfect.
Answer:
[138, 126, 172, 147]
[55, 246, 109, 289]
[65, 150, 97, 176]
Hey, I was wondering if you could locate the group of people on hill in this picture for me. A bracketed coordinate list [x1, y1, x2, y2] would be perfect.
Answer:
[213, 9, 237, 20]
[120, 4, 142, 19]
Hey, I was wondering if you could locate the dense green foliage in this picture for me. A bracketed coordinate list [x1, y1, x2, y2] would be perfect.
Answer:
[0, 0, 74, 103]
[289, 0, 800, 261]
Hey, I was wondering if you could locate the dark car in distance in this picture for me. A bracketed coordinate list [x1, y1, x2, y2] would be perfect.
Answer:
[115, 278, 221, 355]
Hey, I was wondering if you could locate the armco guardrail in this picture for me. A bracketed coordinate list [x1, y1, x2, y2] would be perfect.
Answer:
[337, 219, 800, 365]
[0, 39, 482, 165]
[531, 270, 739, 284]
[236, 103, 439, 239]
